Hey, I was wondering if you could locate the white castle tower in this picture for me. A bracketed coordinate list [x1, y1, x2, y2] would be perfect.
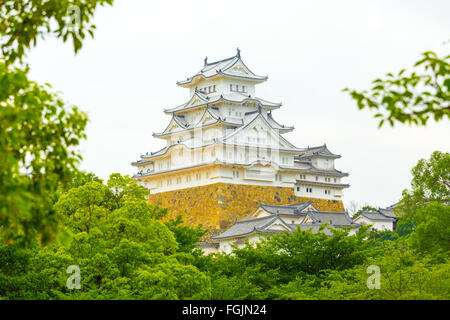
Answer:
[132, 49, 349, 232]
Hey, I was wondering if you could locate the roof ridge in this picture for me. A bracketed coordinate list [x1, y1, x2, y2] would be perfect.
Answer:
[203, 55, 236, 67]
[234, 214, 275, 224]
[261, 202, 309, 208]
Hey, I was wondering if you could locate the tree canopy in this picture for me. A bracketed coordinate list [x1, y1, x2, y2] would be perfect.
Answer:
[0, 0, 114, 245]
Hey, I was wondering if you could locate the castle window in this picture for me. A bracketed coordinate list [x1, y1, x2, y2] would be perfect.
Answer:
[236, 85, 239, 91]
[242, 85, 246, 92]
[334, 178, 337, 182]
[316, 176, 318, 181]
[230, 84, 233, 91]
[296, 187, 300, 191]
[213, 85, 216, 92]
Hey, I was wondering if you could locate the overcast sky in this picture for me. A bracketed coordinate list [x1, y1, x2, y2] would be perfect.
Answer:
[26, 0, 449, 209]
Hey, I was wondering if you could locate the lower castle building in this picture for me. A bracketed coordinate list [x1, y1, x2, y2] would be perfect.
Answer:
[200, 201, 359, 255]
[198, 203, 397, 255]
[132, 50, 350, 234]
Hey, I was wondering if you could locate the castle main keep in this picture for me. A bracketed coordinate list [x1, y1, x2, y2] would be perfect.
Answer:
[132, 49, 349, 234]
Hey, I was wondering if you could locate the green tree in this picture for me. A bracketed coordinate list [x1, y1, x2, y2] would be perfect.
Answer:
[344, 51, 449, 127]
[165, 214, 207, 253]
[0, 64, 88, 245]
[408, 202, 450, 259]
[0, 0, 114, 245]
[410, 151, 450, 203]
[396, 151, 450, 237]
[1, 174, 211, 300]
[267, 224, 372, 276]
[319, 242, 449, 300]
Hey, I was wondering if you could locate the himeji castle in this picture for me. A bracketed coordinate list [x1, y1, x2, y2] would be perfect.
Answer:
[132, 49, 350, 235]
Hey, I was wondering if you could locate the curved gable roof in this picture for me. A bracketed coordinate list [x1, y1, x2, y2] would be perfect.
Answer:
[211, 214, 291, 240]
[221, 111, 300, 151]
[260, 201, 315, 215]
[176, 51, 268, 87]
[296, 144, 341, 160]
[164, 92, 281, 114]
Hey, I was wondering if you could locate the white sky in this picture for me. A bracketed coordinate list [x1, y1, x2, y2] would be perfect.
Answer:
[26, 0, 449, 209]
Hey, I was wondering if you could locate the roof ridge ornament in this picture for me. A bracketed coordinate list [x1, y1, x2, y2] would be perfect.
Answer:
[236, 47, 241, 58]
[204, 56, 208, 66]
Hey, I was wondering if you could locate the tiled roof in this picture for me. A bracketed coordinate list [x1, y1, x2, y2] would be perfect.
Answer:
[304, 211, 356, 226]
[260, 201, 314, 215]
[212, 208, 359, 240]
[164, 92, 281, 114]
[295, 180, 350, 188]
[211, 215, 289, 239]
[296, 144, 341, 160]
[378, 208, 396, 218]
[131, 159, 153, 166]
[153, 107, 243, 137]
[221, 111, 301, 151]
[176, 51, 268, 86]
[293, 162, 349, 177]
[266, 112, 294, 132]
[359, 211, 396, 221]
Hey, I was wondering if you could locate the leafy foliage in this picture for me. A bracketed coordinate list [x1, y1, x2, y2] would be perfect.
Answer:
[0, 63, 88, 246]
[0, 174, 211, 300]
[0, 0, 114, 64]
[344, 51, 450, 127]
[0, 0, 114, 246]
[410, 151, 450, 203]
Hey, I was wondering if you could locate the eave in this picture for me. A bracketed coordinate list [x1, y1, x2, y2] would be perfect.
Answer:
[295, 180, 350, 188]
